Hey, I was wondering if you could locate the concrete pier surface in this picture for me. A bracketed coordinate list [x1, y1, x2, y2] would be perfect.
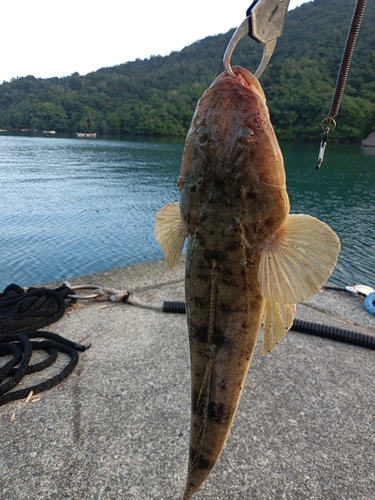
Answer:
[1, 258, 374, 500]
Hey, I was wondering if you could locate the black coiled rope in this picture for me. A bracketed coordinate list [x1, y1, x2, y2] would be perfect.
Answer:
[0, 284, 89, 406]
[0, 283, 70, 333]
[162, 301, 375, 351]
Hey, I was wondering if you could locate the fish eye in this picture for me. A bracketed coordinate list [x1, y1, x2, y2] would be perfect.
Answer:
[238, 126, 254, 144]
[197, 125, 209, 145]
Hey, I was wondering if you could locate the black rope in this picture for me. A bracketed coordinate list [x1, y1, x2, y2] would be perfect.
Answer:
[0, 334, 33, 394]
[0, 284, 89, 406]
[0, 284, 73, 333]
[0, 337, 83, 406]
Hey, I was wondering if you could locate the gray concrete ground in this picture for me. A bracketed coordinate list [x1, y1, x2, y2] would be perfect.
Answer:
[1, 258, 374, 500]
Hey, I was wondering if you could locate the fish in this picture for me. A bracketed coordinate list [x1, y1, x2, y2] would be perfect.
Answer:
[154, 66, 340, 499]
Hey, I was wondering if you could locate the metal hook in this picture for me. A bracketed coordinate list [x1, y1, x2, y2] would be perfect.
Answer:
[223, 17, 277, 79]
[223, 0, 290, 79]
[223, 17, 251, 78]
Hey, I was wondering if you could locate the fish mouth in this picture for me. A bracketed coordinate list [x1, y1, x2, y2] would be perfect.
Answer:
[210, 66, 266, 103]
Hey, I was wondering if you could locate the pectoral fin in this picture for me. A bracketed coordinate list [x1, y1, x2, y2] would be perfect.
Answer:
[154, 202, 187, 269]
[258, 214, 340, 304]
[262, 301, 295, 355]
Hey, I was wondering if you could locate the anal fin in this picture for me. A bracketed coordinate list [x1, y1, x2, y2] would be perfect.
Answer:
[262, 301, 295, 355]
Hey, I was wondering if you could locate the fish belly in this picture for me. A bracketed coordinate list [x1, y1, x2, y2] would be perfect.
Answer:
[183, 228, 265, 499]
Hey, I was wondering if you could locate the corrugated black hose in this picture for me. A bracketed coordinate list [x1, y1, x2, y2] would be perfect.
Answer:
[162, 301, 375, 351]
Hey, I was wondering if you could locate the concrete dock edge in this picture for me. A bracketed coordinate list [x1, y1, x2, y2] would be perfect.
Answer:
[1, 258, 374, 499]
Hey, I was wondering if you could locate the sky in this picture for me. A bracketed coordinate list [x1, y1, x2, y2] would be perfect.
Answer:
[0, 0, 311, 83]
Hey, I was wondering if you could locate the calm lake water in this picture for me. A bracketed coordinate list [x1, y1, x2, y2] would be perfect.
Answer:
[0, 134, 374, 290]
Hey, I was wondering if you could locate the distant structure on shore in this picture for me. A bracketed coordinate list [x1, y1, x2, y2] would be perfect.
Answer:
[361, 131, 375, 147]
[76, 132, 97, 138]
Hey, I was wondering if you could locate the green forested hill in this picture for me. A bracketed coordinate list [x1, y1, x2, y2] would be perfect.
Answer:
[0, 0, 374, 142]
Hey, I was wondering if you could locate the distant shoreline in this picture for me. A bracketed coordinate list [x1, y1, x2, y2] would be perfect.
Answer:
[0, 129, 368, 146]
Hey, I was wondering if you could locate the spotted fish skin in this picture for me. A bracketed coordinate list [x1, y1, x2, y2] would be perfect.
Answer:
[179, 68, 289, 499]
[184, 247, 264, 498]
[154, 66, 340, 500]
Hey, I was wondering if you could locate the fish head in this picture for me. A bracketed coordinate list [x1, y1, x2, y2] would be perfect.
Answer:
[178, 66, 289, 246]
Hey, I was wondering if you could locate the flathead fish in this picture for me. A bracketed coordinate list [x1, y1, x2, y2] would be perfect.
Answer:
[155, 66, 340, 499]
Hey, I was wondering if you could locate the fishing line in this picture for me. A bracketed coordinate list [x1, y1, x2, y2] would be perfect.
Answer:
[315, 0, 367, 169]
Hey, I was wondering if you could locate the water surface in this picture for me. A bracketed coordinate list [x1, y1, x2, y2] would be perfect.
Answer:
[0, 134, 374, 290]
